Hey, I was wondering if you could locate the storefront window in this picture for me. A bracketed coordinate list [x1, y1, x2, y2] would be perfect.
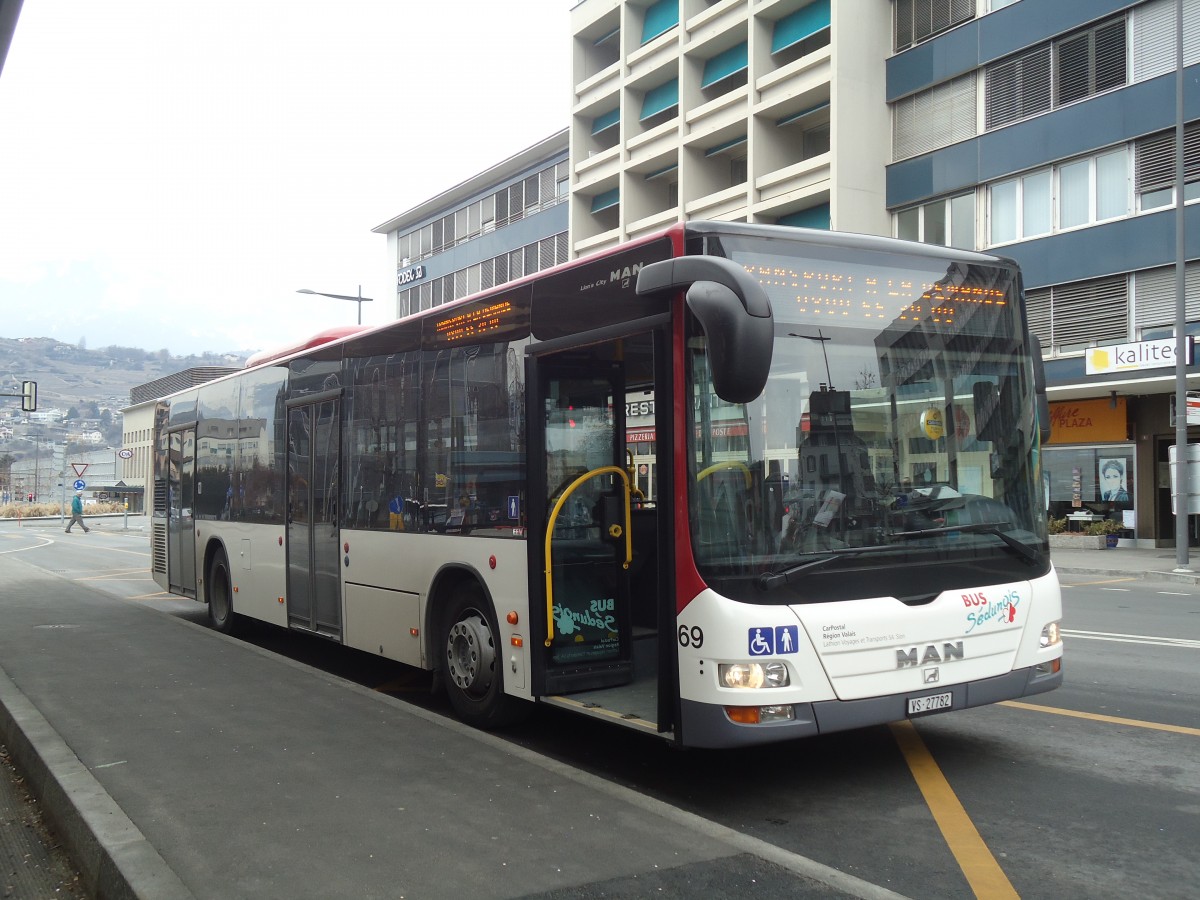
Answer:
[1044, 445, 1134, 530]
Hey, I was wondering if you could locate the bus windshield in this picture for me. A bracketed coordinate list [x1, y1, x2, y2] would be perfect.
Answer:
[687, 233, 1048, 602]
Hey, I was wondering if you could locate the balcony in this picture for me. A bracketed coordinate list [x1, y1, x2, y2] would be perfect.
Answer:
[755, 153, 831, 204]
[755, 45, 831, 114]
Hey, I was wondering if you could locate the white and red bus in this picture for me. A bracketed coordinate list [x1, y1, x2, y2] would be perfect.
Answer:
[150, 221, 1062, 748]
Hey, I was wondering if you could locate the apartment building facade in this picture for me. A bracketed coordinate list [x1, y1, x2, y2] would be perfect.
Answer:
[568, 0, 890, 254]
[372, 131, 570, 320]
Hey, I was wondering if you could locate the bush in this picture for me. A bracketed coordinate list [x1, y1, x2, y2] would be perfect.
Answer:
[1047, 517, 1068, 534]
[1086, 518, 1125, 536]
[0, 501, 125, 519]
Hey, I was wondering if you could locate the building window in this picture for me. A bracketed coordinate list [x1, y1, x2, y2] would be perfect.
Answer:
[985, 16, 1127, 130]
[1025, 275, 1128, 352]
[986, 147, 1130, 246]
[895, 192, 975, 249]
[892, 73, 976, 161]
[1136, 122, 1200, 210]
[1131, 0, 1200, 83]
[894, 0, 973, 52]
[1055, 18, 1127, 106]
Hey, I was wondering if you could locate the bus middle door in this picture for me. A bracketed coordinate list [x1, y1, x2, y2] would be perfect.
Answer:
[285, 393, 343, 639]
[532, 355, 633, 695]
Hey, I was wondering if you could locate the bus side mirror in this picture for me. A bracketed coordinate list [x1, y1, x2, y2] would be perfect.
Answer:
[636, 257, 773, 403]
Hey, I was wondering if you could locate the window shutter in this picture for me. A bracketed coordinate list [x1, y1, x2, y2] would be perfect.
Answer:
[986, 45, 1051, 129]
[895, 0, 914, 50]
[1132, 0, 1200, 82]
[1057, 18, 1125, 107]
[1055, 32, 1091, 106]
[893, 73, 976, 160]
[1025, 287, 1052, 350]
[1132, 263, 1200, 329]
[895, 0, 973, 50]
[1050, 276, 1128, 347]
[539, 237, 556, 270]
[1093, 19, 1128, 94]
[1133, 0, 1175, 81]
[1135, 122, 1200, 194]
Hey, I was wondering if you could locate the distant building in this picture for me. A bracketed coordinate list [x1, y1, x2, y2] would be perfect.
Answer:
[372, 130, 570, 319]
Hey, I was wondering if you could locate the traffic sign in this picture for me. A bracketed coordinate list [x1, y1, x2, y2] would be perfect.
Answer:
[73, 479, 86, 491]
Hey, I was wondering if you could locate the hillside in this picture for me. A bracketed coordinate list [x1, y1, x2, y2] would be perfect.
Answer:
[0, 336, 249, 412]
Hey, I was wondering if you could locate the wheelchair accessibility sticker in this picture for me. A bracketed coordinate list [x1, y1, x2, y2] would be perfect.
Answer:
[748, 625, 799, 656]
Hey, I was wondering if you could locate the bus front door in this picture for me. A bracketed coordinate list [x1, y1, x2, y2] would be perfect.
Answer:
[286, 397, 343, 639]
[167, 427, 196, 597]
[533, 356, 634, 695]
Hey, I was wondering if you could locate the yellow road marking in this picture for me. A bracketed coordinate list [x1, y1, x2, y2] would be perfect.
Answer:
[76, 570, 151, 581]
[1059, 576, 1138, 587]
[890, 721, 1018, 899]
[129, 592, 176, 601]
[1000, 701, 1200, 736]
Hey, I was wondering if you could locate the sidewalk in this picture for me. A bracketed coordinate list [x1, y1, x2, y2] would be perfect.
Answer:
[1050, 543, 1200, 585]
[1, 540, 1195, 899]
[0, 551, 886, 900]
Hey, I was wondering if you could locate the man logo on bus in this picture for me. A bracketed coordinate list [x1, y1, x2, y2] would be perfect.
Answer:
[897, 642, 964, 668]
[610, 263, 642, 288]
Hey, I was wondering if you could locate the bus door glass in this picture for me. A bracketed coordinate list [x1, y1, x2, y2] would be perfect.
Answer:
[167, 427, 196, 596]
[286, 397, 342, 638]
[536, 355, 634, 693]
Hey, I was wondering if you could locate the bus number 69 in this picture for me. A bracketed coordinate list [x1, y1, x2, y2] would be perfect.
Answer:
[678, 625, 703, 649]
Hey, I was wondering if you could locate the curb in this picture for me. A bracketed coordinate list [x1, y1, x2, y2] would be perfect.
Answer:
[0, 667, 193, 900]
[1053, 565, 1200, 586]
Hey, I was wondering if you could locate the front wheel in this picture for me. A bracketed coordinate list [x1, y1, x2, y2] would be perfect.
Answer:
[207, 549, 237, 635]
[440, 582, 528, 729]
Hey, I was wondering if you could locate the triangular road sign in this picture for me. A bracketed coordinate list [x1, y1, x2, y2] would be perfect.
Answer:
[72, 463, 89, 477]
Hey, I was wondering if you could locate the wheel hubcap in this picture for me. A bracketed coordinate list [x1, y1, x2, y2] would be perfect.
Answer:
[446, 613, 495, 697]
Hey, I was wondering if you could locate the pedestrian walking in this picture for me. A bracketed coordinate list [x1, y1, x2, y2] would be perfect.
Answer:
[65, 490, 90, 533]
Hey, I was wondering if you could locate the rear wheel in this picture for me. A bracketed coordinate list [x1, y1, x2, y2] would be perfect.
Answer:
[207, 549, 237, 635]
[440, 581, 528, 729]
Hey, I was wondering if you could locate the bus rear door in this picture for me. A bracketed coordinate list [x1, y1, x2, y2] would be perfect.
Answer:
[166, 426, 196, 597]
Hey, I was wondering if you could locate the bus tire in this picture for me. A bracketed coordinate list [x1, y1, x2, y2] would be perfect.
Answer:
[207, 548, 237, 635]
[440, 581, 527, 729]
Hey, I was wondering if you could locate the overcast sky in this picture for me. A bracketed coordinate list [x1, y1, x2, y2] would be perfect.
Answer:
[0, 1, 569, 357]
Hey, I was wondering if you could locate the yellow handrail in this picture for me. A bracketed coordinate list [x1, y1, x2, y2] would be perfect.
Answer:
[696, 460, 753, 487]
[544, 465, 632, 648]
[624, 448, 646, 501]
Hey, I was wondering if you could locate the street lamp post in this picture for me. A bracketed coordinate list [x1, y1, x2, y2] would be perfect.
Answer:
[296, 285, 374, 325]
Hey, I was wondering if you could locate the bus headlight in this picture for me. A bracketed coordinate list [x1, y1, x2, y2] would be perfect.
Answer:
[719, 661, 790, 689]
[1040, 620, 1061, 648]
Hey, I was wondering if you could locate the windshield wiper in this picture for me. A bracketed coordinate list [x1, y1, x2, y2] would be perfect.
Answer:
[888, 521, 1042, 564]
[758, 522, 1043, 591]
[757, 545, 880, 591]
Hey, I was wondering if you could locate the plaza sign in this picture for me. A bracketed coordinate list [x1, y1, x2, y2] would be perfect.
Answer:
[1085, 336, 1193, 375]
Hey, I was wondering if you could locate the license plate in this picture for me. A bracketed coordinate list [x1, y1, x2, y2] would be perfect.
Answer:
[908, 691, 953, 715]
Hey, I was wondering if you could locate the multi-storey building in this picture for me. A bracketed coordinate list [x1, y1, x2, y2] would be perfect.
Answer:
[888, 0, 1200, 545]
[372, 131, 570, 320]
[568, 0, 890, 254]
